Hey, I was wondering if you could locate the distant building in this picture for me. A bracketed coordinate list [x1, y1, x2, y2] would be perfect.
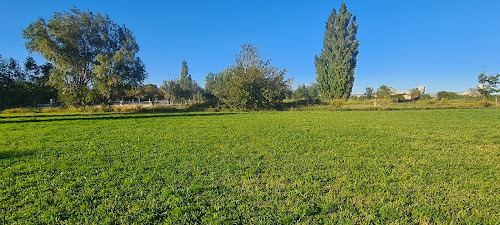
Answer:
[394, 85, 425, 100]
[461, 85, 482, 96]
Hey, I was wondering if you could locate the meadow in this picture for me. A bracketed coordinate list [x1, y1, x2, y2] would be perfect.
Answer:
[0, 109, 499, 224]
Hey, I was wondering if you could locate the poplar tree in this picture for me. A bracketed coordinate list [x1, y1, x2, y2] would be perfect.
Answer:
[315, 3, 359, 100]
[179, 59, 191, 90]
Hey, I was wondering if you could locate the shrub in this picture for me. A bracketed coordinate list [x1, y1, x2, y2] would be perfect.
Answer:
[475, 100, 492, 108]
[420, 94, 432, 100]
[427, 100, 437, 105]
[436, 91, 460, 100]
[330, 99, 344, 108]
[2, 108, 40, 114]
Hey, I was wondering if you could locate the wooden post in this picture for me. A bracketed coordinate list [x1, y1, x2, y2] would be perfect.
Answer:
[374, 99, 377, 107]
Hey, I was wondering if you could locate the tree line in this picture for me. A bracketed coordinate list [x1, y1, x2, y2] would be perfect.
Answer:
[1, 4, 498, 110]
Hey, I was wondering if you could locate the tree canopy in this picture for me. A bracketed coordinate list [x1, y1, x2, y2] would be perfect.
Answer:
[160, 60, 203, 104]
[23, 7, 147, 106]
[376, 85, 395, 99]
[209, 43, 291, 110]
[477, 71, 499, 97]
[315, 3, 359, 100]
[0, 55, 57, 109]
[364, 87, 374, 99]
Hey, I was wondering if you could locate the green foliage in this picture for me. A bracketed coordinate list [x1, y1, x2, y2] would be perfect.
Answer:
[329, 99, 344, 108]
[364, 87, 374, 99]
[203, 72, 217, 99]
[124, 84, 162, 102]
[23, 7, 147, 106]
[474, 100, 492, 107]
[436, 91, 460, 100]
[211, 43, 291, 110]
[315, 3, 359, 100]
[0, 55, 57, 109]
[293, 83, 319, 101]
[376, 85, 395, 99]
[160, 60, 203, 104]
[0, 110, 498, 223]
[420, 94, 432, 100]
[141, 84, 163, 100]
[409, 88, 421, 99]
[477, 71, 500, 97]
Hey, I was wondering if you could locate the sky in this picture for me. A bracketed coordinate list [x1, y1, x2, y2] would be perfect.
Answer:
[1, 0, 499, 94]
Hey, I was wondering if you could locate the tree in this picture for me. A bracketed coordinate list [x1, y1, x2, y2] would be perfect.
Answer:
[160, 80, 182, 103]
[212, 43, 291, 110]
[179, 60, 190, 88]
[477, 71, 500, 97]
[160, 60, 203, 104]
[0, 55, 57, 109]
[141, 84, 163, 100]
[203, 72, 218, 101]
[23, 7, 147, 106]
[293, 83, 319, 101]
[315, 3, 359, 100]
[364, 87, 374, 99]
[293, 84, 308, 99]
[409, 88, 421, 99]
[376, 85, 395, 99]
[436, 91, 460, 100]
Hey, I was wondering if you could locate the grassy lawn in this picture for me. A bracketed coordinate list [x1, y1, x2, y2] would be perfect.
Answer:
[1, 110, 499, 224]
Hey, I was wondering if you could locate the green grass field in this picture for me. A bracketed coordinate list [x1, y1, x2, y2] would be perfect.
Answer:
[1, 110, 499, 224]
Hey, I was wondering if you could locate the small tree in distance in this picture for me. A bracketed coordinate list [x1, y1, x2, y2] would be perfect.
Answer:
[211, 43, 291, 110]
[364, 87, 374, 99]
[409, 88, 421, 99]
[376, 85, 395, 99]
[477, 71, 500, 98]
[293, 83, 319, 102]
[160, 60, 203, 104]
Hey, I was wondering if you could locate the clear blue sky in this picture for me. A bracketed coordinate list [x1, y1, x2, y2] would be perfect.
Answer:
[1, 0, 499, 94]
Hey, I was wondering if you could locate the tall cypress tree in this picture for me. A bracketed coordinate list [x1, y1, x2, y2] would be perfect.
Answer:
[315, 3, 359, 100]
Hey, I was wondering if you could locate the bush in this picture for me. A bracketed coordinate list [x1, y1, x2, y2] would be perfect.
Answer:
[427, 100, 437, 105]
[475, 100, 492, 108]
[420, 94, 432, 100]
[436, 91, 461, 100]
[2, 108, 40, 114]
[330, 99, 344, 108]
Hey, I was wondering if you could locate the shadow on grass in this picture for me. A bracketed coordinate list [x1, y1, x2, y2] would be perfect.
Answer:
[0, 112, 236, 124]
[0, 149, 35, 160]
[0, 114, 88, 120]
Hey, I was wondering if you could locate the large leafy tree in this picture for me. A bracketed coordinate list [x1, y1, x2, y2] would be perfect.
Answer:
[23, 7, 147, 106]
[211, 43, 291, 110]
[315, 3, 359, 100]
